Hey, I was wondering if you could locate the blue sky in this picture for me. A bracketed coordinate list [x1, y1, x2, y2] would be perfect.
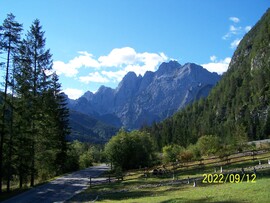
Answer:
[1, 0, 269, 99]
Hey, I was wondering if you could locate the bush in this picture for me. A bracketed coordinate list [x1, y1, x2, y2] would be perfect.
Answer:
[114, 166, 124, 180]
[187, 144, 201, 160]
[162, 145, 184, 163]
[179, 149, 193, 162]
[65, 141, 101, 171]
[105, 129, 155, 170]
[197, 135, 221, 156]
[79, 150, 94, 169]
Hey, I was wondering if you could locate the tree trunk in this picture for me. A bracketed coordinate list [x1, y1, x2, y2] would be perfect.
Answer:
[6, 67, 15, 192]
[0, 40, 11, 193]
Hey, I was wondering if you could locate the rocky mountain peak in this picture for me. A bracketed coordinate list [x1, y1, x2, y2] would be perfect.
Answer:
[123, 71, 137, 80]
[97, 85, 113, 94]
[68, 61, 221, 129]
[156, 60, 181, 76]
[81, 91, 94, 101]
[116, 71, 141, 93]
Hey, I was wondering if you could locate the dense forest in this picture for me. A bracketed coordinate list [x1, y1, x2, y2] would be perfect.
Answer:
[144, 9, 270, 150]
[0, 14, 71, 193]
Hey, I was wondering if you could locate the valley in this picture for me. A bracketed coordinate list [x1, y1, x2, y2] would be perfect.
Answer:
[0, 2, 269, 203]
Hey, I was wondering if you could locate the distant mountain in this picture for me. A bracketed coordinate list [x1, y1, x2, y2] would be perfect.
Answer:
[148, 9, 270, 148]
[68, 61, 221, 130]
[67, 110, 118, 143]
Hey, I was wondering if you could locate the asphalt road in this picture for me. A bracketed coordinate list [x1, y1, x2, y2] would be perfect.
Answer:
[2, 164, 109, 203]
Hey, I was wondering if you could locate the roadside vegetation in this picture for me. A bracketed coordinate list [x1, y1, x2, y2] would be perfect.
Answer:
[69, 153, 270, 203]
[105, 129, 270, 172]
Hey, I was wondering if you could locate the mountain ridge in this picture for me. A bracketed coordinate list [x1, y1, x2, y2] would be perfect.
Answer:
[68, 61, 221, 130]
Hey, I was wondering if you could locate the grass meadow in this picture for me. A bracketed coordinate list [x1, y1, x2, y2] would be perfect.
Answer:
[69, 155, 270, 203]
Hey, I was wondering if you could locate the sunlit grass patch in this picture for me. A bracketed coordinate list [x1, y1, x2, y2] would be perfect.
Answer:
[69, 167, 270, 203]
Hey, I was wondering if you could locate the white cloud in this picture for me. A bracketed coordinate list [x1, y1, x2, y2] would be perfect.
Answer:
[98, 47, 167, 76]
[53, 51, 100, 77]
[222, 18, 252, 49]
[53, 60, 79, 77]
[69, 52, 100, 68]
[222, 33, 230, 40]
[101, 70, 127, 82]
[230, 38, 242, 49]
[98, 47, 137, 67]
[229, 17, 240, 23]
[210, 55, 217, 62]
[230, 25, 239, 33]
[63, 88, 84, 99]
[223, 25, 242, 39]
[100, 49, 168, 82]
[79, 72, 110, 84]
[245, 26, 252, 32]
[201, 57, 231, 75]
[53, 47, 168, 83]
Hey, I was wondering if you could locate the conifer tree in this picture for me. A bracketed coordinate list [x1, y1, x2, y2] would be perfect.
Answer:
[35, 72, 70, 178]
[14, 19, 53, 186]
[0, 14, 71, 191]
[50, 73, 70, 174]
[0, 13, 22, 193]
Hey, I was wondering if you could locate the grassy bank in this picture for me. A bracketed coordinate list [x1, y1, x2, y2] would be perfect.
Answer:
[69, 165, 270, 202]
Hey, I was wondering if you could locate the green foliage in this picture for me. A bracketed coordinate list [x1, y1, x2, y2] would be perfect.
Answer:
[66, 141, 104, 171]
[105, 129, 155, 170]
[187, 144, 201, 160]
[179, 149, 194, 162]
[197, 135, 220, 156]
[0, 14, 70, 191]
[79, 150, 94, 169]
[0, 13, 23, 192]
[65, 144, 79, 172]
[162, 145, 183, 163]
[68, 110, 118, 143]
[216, 144, 235, 160]
[114, 166, 123, 180]
[233, 124, 248, 151]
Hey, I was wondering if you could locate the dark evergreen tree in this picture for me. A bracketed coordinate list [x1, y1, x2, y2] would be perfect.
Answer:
[0, 13, 22, 193]
[14, 19, 53, 186]
[0, 14, 71, 192]
[42, 72, 70, 175]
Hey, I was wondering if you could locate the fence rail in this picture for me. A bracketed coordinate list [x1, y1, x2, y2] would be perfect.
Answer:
[173, 149, 270, 170]
[88, 149, 270, 187]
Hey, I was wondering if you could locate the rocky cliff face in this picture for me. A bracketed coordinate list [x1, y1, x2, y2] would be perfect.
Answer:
[68, 60, 221, 129]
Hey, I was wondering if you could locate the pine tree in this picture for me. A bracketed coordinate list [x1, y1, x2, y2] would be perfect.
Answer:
[13, 35, 37, 187]
[0, 13, 22, 193]
[0, 14, 71, 191]
[14, 19, 53, 187]
[50, 73, 70, 174]
[36, 72, 70, 178]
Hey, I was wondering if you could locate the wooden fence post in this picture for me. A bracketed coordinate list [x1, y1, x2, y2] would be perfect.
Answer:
[89, 176, 92, 188]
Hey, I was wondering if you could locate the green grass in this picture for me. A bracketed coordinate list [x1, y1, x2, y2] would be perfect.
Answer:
[69, 168, 270, 203]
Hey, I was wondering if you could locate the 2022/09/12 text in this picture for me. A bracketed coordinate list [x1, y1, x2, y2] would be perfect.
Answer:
[202, 173, 256, 184]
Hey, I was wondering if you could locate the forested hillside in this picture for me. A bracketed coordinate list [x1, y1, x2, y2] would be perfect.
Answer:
[68, 110, 118, 143]
[0, 14, 70, 193]
[146, 9, 270, 150]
